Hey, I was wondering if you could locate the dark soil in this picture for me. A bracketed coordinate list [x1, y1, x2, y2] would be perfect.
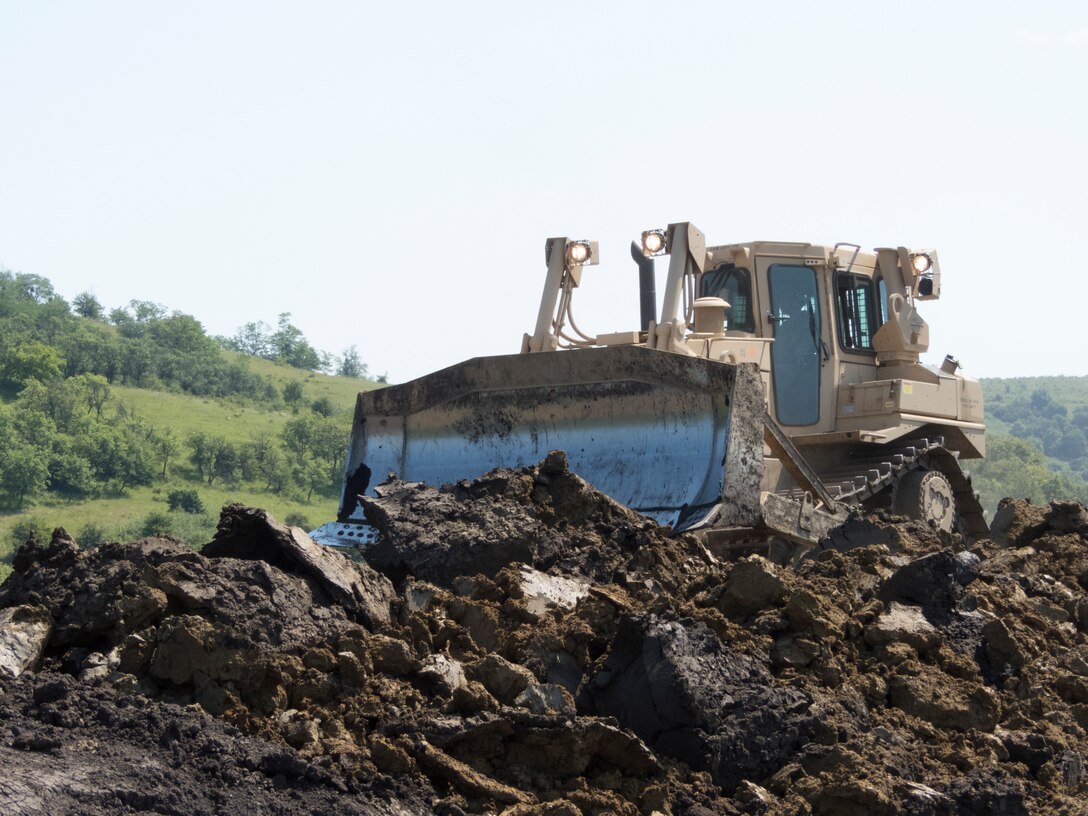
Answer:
[1, 456, 1087, 815]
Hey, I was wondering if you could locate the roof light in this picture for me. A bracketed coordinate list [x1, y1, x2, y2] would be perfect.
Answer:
[911, 253, 933, 274]
[566, 241, 591, 266]
[641, 229, 667, 256]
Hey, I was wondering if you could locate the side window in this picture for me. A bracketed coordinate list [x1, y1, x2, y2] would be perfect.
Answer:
[835, 272, 880, 351]
[876, 277, 889, 324]
[699, 264, 755, 332]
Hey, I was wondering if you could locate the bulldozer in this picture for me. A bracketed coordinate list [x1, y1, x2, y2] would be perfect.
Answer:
[311, 222, 986, 555]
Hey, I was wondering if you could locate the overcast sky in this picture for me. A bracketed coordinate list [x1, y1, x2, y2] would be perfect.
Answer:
[1, 2, 1085, 382]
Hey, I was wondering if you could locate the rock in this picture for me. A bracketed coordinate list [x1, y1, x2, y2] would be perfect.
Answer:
[403, 579, 444, 615]
[945, 768, 1027, 816]
[784, 588, 847, 639]
[988, 499, 1047, 547]
[414, 739, 534, 805]
[467, 653, 536, 705]
[720, 556, 788, 618]
[514, 683, 575, 716]
[337, 651, 367, 688]
[449, 680, 499, 714]
[998, 729, 1054, 772]
[518, 566, 590, 617]
[203, 504, 395, 630]
[878, 550, 961, 623]
[895, 781, 954, 816]
[953, 551, 981, 586]
[0, 605, 52, 678]
[419, 653, 467, 696]
[864, 602, 942, 653]
[278, 709, 320, 749]
[1057, 751, 1086, 794]
[368, 634, 419, 676]
[888, 674, 1000, 732]
[588, 615, 816, 792]
[771, 634, 821, 668]
[149, 614, 218, 686]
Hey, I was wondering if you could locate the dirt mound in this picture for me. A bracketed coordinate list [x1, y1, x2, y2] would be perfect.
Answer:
[1, 462, 1087, 815]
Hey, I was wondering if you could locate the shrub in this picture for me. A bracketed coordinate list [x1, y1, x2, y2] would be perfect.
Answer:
[310, 396, 335, 417]
[77, 522, 108, 548]
[284, 512, 310, 530]
[167, 488, 205, 514]
[10, 517, 51, 547]
[141, 511, 175, 537]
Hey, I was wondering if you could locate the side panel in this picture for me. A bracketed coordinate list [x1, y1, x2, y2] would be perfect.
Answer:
[339, 346, 765, 532]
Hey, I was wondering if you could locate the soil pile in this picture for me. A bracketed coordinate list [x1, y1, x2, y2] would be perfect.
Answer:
[1, 453, 1087, 815]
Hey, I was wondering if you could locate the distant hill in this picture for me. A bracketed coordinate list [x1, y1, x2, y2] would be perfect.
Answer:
[972, 376, 1088, 515]
[0, 269, 382, 581]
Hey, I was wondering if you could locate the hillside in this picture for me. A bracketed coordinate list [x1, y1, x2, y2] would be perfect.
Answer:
[0, 269, 382, 580]
[972, 375, 1088, 514]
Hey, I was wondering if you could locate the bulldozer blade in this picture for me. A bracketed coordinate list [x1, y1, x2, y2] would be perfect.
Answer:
[337, 346, 765, 533]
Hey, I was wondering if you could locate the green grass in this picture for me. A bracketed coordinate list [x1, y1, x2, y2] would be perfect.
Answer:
[0, 356, 380, 567]
[221, 350, 381, 407]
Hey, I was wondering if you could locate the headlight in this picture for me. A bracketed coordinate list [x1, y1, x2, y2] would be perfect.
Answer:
[641, 229, 667, 256]
[911, 253, 933, 274]
[566, 241, 591, 266]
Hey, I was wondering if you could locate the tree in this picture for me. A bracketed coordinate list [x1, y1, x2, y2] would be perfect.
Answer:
[150, 428, 180, 478]
[271, 313, 324, 371]
[48, 440, 96, 501]
[337, 345, 367, 378]
[186, 431, 234, 484]
[0, 340, 64, 387]
[79, 373, 111, 417]
[167, 489, 205, 514]
[311, 396, 335, 417]
[282, 380, 304, 410]
[72, 291, 104, 319]
[229, 321, 273, 357]
[186, 431, 216, 482]
[0, 440, 49, 508]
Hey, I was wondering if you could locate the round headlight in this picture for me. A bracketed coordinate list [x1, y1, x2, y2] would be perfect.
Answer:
[567, 241, 590, 265]
[911, 253, 932, 274]
[642, 229, 666, 255]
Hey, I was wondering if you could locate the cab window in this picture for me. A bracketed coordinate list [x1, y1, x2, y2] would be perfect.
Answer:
[699, 264, 755, 332]
[835, 272, 881, 351]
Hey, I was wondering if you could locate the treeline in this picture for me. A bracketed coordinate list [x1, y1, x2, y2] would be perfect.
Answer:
[0, 269, 356, 512]
[3, 271, 273, 400]
[0, 353, 348, 512]
[218, 315, 381, 381]
[969, 435, 1088, 516]
[1, 270, 375, 403]
[987, 386, 1088, 481]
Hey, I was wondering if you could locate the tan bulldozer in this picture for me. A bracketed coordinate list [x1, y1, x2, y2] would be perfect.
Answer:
[312, 222, 986, 555]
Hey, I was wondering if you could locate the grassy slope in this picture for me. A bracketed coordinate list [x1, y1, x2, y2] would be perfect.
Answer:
[5, 370, 1086, 574]
[0, 357, 380, 560]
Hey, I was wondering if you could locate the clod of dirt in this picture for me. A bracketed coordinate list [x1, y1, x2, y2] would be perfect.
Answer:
[204, 503, 396, 630]
[0, 469, 1087, 814]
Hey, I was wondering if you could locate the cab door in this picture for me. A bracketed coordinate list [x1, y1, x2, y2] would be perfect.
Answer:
[760, 262, 824, 427]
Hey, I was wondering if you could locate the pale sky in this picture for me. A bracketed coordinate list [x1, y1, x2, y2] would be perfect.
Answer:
[1, 2, 1086, 382]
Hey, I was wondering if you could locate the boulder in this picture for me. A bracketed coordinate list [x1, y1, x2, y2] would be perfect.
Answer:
[720, 556, 788, 618]
[518, 566, 590, 618]
[878, 550, 961, 623]
[467, 653, 536, 705]
[864, 602, 943, 653]
[0, 605, 52, 678]
[588, 616, 816, 792]
[514, 683, 575, 716]
[203, 504, 394, 630]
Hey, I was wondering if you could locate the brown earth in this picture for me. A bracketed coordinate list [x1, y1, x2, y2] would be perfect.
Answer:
[1, 451, 1087, 815]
